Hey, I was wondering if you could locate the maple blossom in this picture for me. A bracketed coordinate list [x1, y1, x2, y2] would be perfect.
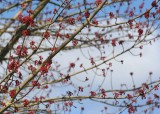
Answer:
[0, 0, 159, 114]
[9, 90, 16, 98]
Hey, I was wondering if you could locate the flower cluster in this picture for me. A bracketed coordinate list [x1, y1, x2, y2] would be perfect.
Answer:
[85, 11, 90, 18]
[111, 39, 116, 46]
[92, 19, 98, 25]
[100, 88, 106, 98]
[128, 105, 136, 113]
[95, 0, 102, 6]
[32, 80, 40, 87]
[21, 29, 30, 37]
[64, 101, 73, 107]
[67, 17, 75, 25]
[30, 41, 37, 50]
[90, 91, 96, 97]
[7, 57, 19, 72]
[9, 90, 16, 98]
[23, 99, 29, 106]
[40, 60, 52, 75]
[15, 80, 21, 86]
[138, 29, 143, 36]
[109, 12, 114, 18]
[18, 15, 34, 26]
[70, 63, 75, 68]
[72, 40, 78, 46]
[43, 31, 50, 39]
[15, 45, 28, 57]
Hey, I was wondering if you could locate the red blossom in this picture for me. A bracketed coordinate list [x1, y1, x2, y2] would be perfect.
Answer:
[109, 12, 114, 18]
[95, 0, 102, 6]
[144, 11, 149, 19]
[32, 80, 38, 86]
[15, 80, 20, 86]
[154, 84, 159, 90]
[34, 97, 39, 102]
[6, 112, 10, 114]
[128, 105, 136, 113]
[156, 8, 160, 14]
[146, 100, 153, 104]
[152, 1, 158, 7]
[129, 10, 134, 17]
[43, 31, 50, 39]
[119, 90, 125, 95]
[27, 10, 34, 14]
[132, 99, 137, 103]
[100, 88, 106, 98]
[114, 92, 120, 99]
[68, 17, 75, 25]
[138, 29, 143, 35]
[23, 99, 29, 106]
[72, 40, 78, 46]
[53, 8, 58, 14]
[77, 15, 82, 21]
[43, 85, 48, 89]
[21, 29, 30, 37]
[128, 20, 133, 29]
[20, 15, 34, 26]
[90, 91, 96, 97]
[7, 59, 19, 72]
[68, 102, 73, 107]
[0, 1, 159, 113]
[142, 83, 149, 89]
[111, 39, 116, 46]
[65, 33, 70, 38]
[92, 19, 98, 25]
[15, 45, 28, 57]
[139, 2, 144, 9]
[128, 34, 133, 39]
[40, 60, 52, 75]
[85, 11, 90, 18]
[139, 45, 143, 49]
[1, 102, 5, 107]
[118, 40, 124, 45]
[29, 111, 34, 114]
[70, 63, 75, 68]
[50, 47, 57, 52]
[90, 57, 95, 65]
[18, 14, 23, 22]
[154, 94, 159, 99]
[127, 94, 133, 100]
[9, 90, 16, 98]
[137, 89, 146, 99]
[109, 62, 112, 67]
[30, 41, 35, 45]
[55, 32, 62, 37]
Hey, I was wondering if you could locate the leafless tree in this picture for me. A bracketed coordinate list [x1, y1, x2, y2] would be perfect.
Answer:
[0, 0, 160, 113]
